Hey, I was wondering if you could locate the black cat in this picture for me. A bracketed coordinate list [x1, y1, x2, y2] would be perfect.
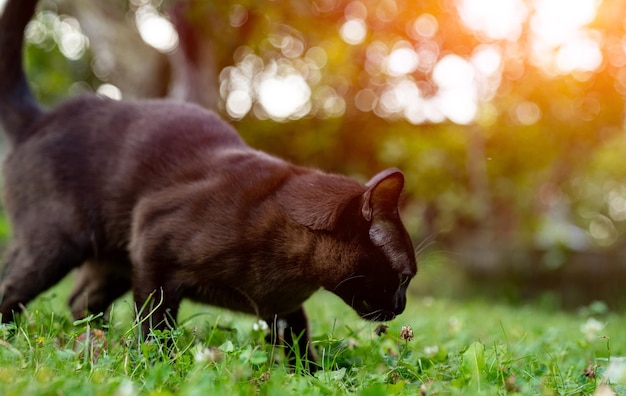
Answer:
[0, 0, 417, 367]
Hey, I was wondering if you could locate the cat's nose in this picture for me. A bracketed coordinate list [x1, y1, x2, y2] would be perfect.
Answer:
[393, 291, 406, 313]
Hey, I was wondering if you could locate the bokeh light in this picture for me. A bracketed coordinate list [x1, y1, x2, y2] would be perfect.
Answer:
[340, 18, 367, 45]
[25, 11, 89, 61]
[410, 14, 438, 39]
[386, 44, 420, 76]
[432, 55, 478, 125]
[457, 0, 528, 41]
[257, 72, 311, 121]
[96, 83, 122, 100]
[135, 5, 178, 53]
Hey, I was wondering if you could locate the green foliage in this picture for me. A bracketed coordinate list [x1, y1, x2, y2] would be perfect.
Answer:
[23, 10, 98, 106]
[461, 341, 486, 392]
[0, 275, 624, 395]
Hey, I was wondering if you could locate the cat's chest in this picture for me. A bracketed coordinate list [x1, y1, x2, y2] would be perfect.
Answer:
[185, 280, 319, 318]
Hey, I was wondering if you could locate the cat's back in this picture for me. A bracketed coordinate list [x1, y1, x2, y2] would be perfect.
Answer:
[6, 95, 251, 181]
[26, 96, 245, 150]
[3, 95, 262, 212]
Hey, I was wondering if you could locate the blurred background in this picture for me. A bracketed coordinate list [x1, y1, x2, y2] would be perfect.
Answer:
[3, 0, 626, 308]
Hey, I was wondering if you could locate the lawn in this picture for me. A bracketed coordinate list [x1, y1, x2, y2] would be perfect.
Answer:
[0, 269, 624, 395]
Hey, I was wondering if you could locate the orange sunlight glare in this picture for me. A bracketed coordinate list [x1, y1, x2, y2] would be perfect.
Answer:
[457, 0, 528, 41]
[457, 0, 603, 76]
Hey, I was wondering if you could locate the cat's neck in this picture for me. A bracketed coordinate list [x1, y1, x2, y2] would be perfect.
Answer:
[269, 170, 366, 288]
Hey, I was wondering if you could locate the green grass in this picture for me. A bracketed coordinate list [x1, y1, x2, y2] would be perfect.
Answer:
[0, 272, 624, 395]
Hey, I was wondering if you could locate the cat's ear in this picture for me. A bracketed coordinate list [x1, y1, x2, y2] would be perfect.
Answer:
[361, 168, 404, 222]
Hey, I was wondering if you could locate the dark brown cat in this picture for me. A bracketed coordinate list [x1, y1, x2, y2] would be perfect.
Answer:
[0, 0, 417, 367]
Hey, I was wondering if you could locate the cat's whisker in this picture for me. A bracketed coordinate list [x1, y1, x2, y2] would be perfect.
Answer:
[414, 234, 433, 253]
[361, 309, 386, 321]
[333, 273, 365, 291]
[414, 233, 437, 258]
[347, 296, 357, 313]
[415, 241, 437, 260]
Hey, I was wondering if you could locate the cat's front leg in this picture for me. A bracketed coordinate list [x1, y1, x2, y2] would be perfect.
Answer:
[131, 266, 183, 339]
[129, 201, 187, 339]
[267, 306, 319, 372]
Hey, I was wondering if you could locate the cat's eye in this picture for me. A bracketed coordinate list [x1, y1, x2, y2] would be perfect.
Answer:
[399, 274, 411, 287]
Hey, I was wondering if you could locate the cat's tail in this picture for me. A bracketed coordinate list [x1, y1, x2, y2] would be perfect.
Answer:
[0, 0, 42, 145]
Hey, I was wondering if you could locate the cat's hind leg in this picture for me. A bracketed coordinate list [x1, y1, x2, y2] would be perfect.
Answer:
[0, 236, 87, 323]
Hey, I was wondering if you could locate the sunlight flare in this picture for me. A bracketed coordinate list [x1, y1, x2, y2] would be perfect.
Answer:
[457, 0, 604, 76]
[456, 0, 528, 40]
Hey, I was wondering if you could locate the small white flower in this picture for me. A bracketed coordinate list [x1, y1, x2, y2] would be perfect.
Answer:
[605, 357, 626, 385]
[448, 316, 462, 334]
[424, 345, 439, 357]
[193, 345, 222, 363]
[422, 296, 434, 307]
[580, 318, 605, 342]
[252, 319, 268, 332]
[114, 380, 138, 396]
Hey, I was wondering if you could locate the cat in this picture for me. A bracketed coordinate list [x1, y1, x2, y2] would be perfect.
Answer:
[0, 0, 417, 368]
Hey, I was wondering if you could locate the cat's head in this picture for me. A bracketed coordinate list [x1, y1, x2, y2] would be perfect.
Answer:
[283, 168, 417, 322]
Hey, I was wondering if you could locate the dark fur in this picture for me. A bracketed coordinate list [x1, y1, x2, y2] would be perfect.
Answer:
[0, 0, 417, 366]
